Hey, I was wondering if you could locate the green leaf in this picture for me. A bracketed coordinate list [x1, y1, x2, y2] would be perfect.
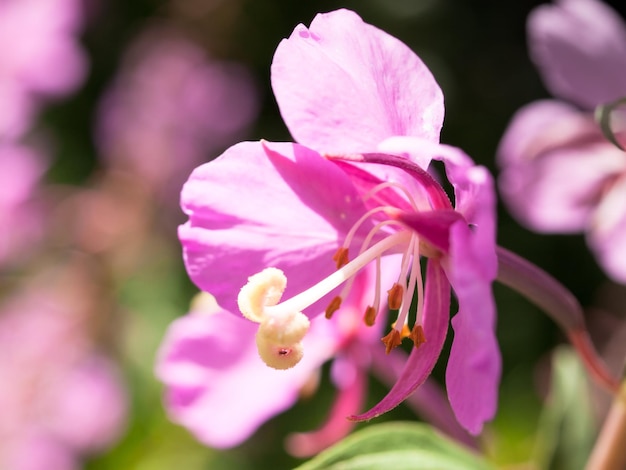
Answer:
[295, 422, 494, 470]
[532, 346, 596, 470]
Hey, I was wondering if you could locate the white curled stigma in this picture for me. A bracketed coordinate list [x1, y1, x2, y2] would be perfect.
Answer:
[238, 268, 310, 370]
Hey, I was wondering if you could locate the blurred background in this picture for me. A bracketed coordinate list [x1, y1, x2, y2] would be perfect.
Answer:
[2, 0, 626, 468]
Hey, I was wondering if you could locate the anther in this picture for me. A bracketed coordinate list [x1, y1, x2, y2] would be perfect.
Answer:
[325, 296, 342, 319]
[381, 329, 403, 354]
[387, 283, 404, 310]
[363, 306, 377, 326]
[332, 247, 349, 269]
[409, 324, 427, 348]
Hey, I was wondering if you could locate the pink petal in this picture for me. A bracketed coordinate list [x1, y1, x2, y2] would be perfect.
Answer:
[444, 221, 500, 435]
[528, 0, 626, 108]
[350, 259, 451, 421]
[498, 101, 626, 233]
[369, 348, 476, 447]
[179, 140, 368, 316]
[271, 9, 444, 154]
[396, 209, 465, 253]
[588, 176, 626, 283]
[155, 308, 340, 448]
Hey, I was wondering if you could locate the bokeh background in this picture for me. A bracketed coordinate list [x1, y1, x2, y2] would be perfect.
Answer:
[3, 0, 626, 469]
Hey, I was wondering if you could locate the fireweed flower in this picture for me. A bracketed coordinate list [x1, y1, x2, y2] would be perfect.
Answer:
[497, 0, 626, 283]
[0, 0, 87, 139]
[176, 8, 499, 436]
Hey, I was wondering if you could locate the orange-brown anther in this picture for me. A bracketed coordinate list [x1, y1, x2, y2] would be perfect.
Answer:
[363, 306, 377, 326]
[332, 247, 349, 269]
[381, 329, 403, 354]
[410, 324, 427, 348]
[325, 296, 342, 319]
[387, 283, 404, 310]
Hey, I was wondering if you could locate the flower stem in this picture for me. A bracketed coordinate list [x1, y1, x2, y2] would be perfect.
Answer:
[496, 247, 619, 393]
[585, 380, 626, 470]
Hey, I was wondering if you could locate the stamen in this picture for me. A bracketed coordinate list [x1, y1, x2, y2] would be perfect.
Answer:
[366, 256, 382, 326]
[364, 306, 377, 326]
[340, 205, 397, 257]
[387, 283, 404, 310]
[325, 296, 342, 319]
[409, 324, 427, 348]
[264, 231, 412, 319]
[362, 181, 420, 211]
[332, 247, 349, 269]
[381, 329, 403, 354]
[394, 235, 422, 334]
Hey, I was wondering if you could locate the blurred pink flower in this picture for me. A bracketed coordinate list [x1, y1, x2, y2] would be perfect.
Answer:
[172, 7, 499, 442]
[95, 27, 259, 201]
[0, 0, 87, 139]
[497, 0, 626, 283]
[0, 144, 47, 267]
[0, 283, 127, 470]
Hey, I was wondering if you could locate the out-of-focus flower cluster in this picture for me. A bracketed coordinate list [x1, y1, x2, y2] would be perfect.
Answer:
[0, 0, 259, 468]
[498, 0, 626, 283]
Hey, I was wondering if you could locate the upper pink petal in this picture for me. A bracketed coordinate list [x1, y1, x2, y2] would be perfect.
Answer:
[443, 221, 500, 435]
[350, 259, 451, 421]
[498, 100, 626, 233]
[528, 0, 626, 108]
[155, 307, 339, 448]
[179, 140, 368, 316]
[271, 9, 444, 154]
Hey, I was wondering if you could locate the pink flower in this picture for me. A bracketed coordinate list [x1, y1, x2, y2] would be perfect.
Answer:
[0, 281, 127, 469]
[497, 0, 626, 283]
[166, 8, 500, 444]
[0, 0, 87, 139]
[95, 27, 259, 202]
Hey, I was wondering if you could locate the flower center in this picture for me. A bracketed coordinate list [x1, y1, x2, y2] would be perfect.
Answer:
[238, 179, 438, 370]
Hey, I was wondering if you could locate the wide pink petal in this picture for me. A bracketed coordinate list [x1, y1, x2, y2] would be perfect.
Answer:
[271, 9, 444, 154]
[179, 140, 368, 316]
[155, 308, 339, 448]
[588, 176, 626, 283]
[350, 259, 451, 421]
[444, 221, 501, 435]
[528, 0, 626, 108]
[498, 101, 626, 233]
